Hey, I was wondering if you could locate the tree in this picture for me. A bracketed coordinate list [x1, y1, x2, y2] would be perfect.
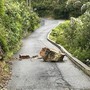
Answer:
[26, 0, 31, 6]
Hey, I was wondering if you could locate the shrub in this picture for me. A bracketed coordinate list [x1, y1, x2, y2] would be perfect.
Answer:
[66, 0, 82, 18]
[0, 0, 40, 59]
[0, 23, 8, 52]
[53, 4, 69, 19]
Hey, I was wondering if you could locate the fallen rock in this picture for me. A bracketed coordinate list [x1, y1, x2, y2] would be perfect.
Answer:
[39, 47, 65, 62]
[19, 54, 30, 60]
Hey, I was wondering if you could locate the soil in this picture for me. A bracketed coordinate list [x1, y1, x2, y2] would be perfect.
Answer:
[0, 61, 12, 90]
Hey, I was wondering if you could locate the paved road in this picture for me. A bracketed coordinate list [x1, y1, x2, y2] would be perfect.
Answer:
[7, 19, 90, 90]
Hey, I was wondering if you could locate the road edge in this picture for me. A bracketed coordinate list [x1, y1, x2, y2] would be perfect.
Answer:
[47, 22, 90, 76]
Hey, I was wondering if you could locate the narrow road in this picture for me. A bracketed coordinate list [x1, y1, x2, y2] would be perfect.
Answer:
[7, 19, 90, 90]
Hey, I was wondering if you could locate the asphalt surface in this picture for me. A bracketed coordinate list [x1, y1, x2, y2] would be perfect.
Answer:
[7, 19, 90, 90]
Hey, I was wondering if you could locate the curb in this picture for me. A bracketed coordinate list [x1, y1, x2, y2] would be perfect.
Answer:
[47, 24, 90, 76]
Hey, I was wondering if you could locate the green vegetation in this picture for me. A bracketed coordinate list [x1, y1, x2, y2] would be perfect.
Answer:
[0, 0, 40, 59]
[31, 0, 90, 19]
[50, 2, 90, 63]
[0, 0, 5, 16]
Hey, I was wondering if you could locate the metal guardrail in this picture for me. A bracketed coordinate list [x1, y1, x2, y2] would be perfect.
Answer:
[47, 26, 90, 76]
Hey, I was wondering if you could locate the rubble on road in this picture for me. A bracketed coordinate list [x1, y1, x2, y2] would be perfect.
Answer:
[19, 54, 38, 60]
[18, 47, 65, 62]
[19, 54, 30, 60]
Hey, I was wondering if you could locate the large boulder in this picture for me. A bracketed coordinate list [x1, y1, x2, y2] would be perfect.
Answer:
[39, 47, 65, 62]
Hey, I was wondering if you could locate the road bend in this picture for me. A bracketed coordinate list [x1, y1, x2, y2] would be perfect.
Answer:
[7, 19, 90, 90]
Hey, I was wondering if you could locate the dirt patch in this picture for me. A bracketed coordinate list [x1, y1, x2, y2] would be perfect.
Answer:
[0, 61, 12, 90]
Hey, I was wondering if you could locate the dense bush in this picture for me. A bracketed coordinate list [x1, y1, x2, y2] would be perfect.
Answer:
[0, 22, 8, 52]
[53, 4, 69, 19]
[66, 0, 82, 18]
[32, 0, 90, 19]
[0, 0, 40, 59]
[50, 2, 90, 63]
[32, 0, 69, 18]
[32, 0, 54, 17]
